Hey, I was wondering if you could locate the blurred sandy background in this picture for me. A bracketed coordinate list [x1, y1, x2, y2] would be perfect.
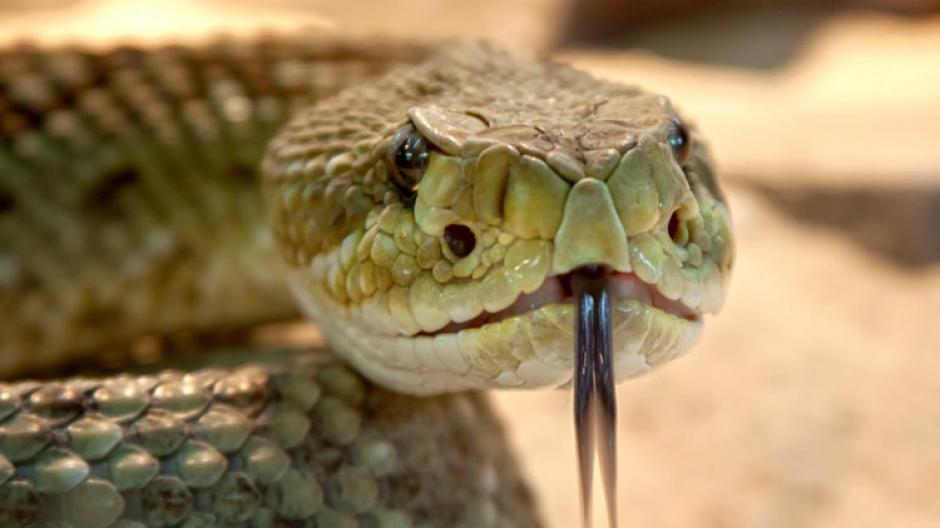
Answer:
[2, 1, 938, 526]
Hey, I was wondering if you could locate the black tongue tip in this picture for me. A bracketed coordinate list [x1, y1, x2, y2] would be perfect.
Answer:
[571, 266, 618, 528]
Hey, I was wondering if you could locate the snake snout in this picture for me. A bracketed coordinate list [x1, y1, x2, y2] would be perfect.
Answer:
[553, 179, 630, 275]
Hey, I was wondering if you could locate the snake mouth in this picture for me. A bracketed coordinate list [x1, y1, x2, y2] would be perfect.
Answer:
[292, 254, 706, 394]
[426, 270, 698, 336]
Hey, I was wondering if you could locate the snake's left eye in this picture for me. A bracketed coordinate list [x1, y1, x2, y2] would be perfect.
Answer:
[667, 118, 693, 166]
[387, 125, 430, 199]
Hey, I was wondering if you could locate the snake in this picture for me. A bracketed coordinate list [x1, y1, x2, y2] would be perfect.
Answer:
[0, 34, 734, 527]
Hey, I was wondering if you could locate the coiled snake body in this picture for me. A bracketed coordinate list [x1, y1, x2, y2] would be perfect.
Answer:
[0, 35, 733, 527]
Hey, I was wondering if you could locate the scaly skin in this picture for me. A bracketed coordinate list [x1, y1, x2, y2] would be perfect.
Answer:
[265, 43, 734, 393]
[0, 348, 538, 527]
[0, 35, 430, 376]
[0, 35, 542, 527]
[0, 35, 734, 527]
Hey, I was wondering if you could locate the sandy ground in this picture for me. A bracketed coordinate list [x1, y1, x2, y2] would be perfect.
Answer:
[1, 2, 938, 526]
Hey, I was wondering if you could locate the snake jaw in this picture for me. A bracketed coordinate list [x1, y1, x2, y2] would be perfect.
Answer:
[289, 247, 706, 395]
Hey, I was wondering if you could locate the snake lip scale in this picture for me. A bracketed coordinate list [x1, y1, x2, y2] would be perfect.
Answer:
[423, 269, 699, 337]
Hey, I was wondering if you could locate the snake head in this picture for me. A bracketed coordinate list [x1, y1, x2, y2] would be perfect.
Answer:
[264, 44, 734, 394]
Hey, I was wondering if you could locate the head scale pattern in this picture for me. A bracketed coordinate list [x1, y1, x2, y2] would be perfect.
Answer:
[264, 43, 734, 394]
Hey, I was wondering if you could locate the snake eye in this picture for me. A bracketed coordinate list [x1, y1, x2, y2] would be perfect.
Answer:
[667, 118, 693, 166]
[387, 125, 430, 199]
[444, 224, 476, 258]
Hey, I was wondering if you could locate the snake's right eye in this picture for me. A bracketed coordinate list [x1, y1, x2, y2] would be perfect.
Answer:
[387, 125, 430, 199]
[667, 118, 693, 166]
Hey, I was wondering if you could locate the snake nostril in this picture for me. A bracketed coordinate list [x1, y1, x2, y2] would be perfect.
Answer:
[444, 224, 476, 258]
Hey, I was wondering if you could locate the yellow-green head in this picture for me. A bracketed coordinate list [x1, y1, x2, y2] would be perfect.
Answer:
[264, 44, 733, 394]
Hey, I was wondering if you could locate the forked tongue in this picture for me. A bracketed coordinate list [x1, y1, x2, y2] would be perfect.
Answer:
[572, 265, 617, 528]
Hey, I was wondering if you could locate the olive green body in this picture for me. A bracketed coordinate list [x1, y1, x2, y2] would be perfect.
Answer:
[0, 348, 538, 527]
[0, 37, 540, 527]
